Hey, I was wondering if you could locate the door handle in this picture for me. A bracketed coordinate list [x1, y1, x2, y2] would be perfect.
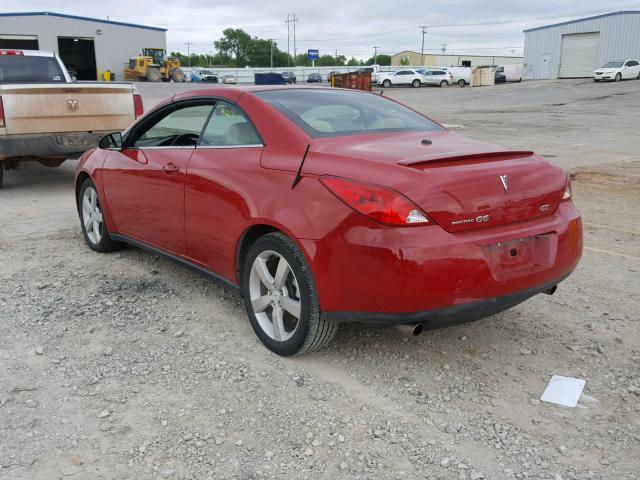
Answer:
[162, 162, 179, 174]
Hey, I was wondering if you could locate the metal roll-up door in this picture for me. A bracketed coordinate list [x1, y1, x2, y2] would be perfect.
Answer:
[559, 32, 600, 78]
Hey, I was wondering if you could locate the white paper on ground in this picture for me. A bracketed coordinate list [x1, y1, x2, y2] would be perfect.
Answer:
[540, 375, 586, 407]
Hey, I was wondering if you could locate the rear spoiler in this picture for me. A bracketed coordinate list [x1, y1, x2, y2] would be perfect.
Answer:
[398, 150, 534, 166]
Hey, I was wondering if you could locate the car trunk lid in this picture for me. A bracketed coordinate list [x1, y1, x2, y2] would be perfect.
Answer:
[306, 131, 567, 232]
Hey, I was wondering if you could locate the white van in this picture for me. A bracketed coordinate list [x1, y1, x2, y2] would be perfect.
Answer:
[496, 65, 523, 82]
[443, 66, 472, 86]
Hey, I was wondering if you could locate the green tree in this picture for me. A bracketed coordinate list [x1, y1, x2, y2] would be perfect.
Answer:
[399, 56, 410, 66]
[346, 57, 362, 66]
[214, 28, 252, 67]
[366, 54, 391, 66]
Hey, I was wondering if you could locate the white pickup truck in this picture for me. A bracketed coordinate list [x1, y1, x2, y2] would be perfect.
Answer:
[0, 49, 143, 187]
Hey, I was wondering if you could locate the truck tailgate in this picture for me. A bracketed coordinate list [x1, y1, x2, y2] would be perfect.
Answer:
[1, 83, 136, 135]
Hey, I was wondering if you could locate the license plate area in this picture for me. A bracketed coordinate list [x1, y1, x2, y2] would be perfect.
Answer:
[483, 233, 557, 279]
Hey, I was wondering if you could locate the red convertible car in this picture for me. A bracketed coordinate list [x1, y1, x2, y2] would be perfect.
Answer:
[75, 86, 582, 356]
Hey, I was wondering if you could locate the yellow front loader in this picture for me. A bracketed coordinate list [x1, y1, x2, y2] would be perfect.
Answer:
[124, 48, 185, 82]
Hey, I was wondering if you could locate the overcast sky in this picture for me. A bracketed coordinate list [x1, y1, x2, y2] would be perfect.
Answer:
[9, 1, 640, 59]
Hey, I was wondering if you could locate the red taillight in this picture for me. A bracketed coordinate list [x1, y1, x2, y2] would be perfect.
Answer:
[320, 176, 430, 226]
[133, 94, 144, 119]
[0, 96, 5, 128]
[562, 176, 572, 200]
[0, 50, 24, 56]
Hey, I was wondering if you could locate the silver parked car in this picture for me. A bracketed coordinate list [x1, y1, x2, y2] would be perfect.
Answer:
[422, 69, 454, 87]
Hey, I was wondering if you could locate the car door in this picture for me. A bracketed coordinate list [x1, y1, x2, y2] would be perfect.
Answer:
[626, 60, 640, 78]
[102, 101, 214, 255]
[185, 100, 264, 280]
[397, 70, 412, 85]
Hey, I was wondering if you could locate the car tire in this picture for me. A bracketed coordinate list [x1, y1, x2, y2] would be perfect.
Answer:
[615, 73, 622, 82]
[241, 232, 338, 356]
[382, 79, 391, 88]
[457, 79, 466, 87]
[637, 72, 640, 80]
[78, 178, 124, 253]
[412, 79, 421, 88]
[440, 80, 449, 87]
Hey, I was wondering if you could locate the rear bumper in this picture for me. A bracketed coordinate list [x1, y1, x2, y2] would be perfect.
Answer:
[301, 201, 582, 320]
[0, 132, 106, 159]
[322, 274, 568, 325]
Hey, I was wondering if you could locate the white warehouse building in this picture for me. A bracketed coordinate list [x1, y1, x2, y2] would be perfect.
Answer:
[522, 11, 640, 80]
[0, 11, 167, 81]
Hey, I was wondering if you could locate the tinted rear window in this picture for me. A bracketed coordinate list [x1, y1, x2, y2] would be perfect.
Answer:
[254, 89, 444, 138]
[0, 55, 65, 84]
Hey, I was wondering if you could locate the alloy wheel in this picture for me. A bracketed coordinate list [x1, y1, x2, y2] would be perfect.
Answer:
[82, 186, 104, 245]
[249, 250, 301, 342]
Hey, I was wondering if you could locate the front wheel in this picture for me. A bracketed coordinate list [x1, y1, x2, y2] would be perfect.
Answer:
[78, 179, 124, 252]
[615, 73, 622, 82]
[382, 79, 391, 88]
[242, 232, 338, 356]
[412, 79, 421, 88]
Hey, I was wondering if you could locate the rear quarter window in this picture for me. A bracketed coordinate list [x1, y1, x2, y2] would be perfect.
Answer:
[0, 55, 65, 84]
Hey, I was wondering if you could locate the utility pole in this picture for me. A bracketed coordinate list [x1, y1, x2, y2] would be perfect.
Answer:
[184, 42, 192, 67]
[419, 26, 427, 66]
[441, 43, 447, 53]
[270, 39, 274, 69]
[285, 14, 298, 66]
[373, 46, 378, 65]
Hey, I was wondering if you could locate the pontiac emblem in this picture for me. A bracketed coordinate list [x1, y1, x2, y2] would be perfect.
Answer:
[66, 99, 79, 111]
[499, 174, 508, 193]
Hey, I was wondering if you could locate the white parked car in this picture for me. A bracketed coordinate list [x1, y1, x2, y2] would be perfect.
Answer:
[377, 69, 425, 88]
[593, 60, 640, 82]
[421, 69, 454, 87]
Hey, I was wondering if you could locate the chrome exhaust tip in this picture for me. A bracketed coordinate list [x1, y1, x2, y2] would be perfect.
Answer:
[394, 323, 424, 336]
[544, 285, 558, 295]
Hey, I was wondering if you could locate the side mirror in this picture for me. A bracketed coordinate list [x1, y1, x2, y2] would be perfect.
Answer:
[99, 132, 123, 150]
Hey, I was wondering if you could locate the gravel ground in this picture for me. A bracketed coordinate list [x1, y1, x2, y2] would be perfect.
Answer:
[1, 79, 639, 480]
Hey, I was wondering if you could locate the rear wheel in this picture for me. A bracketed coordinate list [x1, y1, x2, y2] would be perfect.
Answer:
[382, 79, 391, 88]
[457, 79, 466, 87]
[242, 232, 338, 356]
[412, 79, 421, 88]
[615, 73, 622, 82]
[440, 80, 449, 87]
[78, 179, 124, 253]
[146, 67, 161, 82]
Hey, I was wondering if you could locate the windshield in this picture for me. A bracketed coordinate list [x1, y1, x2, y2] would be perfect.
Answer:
[201, 70, 213, 75]
[0, 55, 65, 84]
[602, 61, 624, 68]
[255, 89, 444, 138]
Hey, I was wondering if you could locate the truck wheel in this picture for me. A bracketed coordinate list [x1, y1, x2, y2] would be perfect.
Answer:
[146, 68, 161, 82]
[171, 68, 186, 83]
[458, 79, 466, 87]
[382, 79, 391, 88]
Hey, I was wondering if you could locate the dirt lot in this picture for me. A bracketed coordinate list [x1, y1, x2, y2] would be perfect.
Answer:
[1, 79, 639, 480]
